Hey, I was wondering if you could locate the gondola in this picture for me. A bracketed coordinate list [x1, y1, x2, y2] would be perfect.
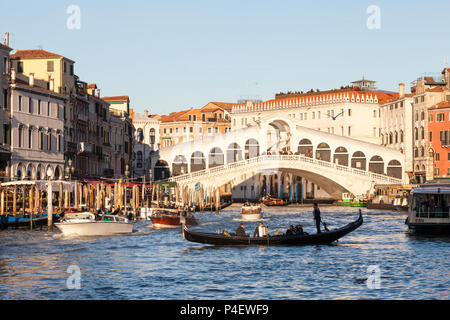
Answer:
[0, 213, 61, 230]
[182, 211, 363, 246]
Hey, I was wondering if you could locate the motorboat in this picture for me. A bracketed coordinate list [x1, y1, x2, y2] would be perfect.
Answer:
[241, 204, 263, 221]
[262, 196, 287, 206]
[150, 208, 198, 229]
[54, 212, 133, 236]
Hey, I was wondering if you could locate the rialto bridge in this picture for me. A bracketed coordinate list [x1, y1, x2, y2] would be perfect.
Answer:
[152, 115, 405, 200]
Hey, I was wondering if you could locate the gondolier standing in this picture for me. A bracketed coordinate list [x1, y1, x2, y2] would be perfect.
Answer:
[313, 203, 321, 234]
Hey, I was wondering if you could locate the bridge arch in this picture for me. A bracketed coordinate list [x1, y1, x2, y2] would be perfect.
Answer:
[154, 160, 170, 180]
[209, 147, 224, 168]
[297, 139, 313, 157]
[191, 151, 206, 172]
[387, 160, 402, 179]
[227, 143, 242, 163]
[334, 146, 349, 166]
[173, 155, 188, 176]
[351, 151, 366, 170]
[245, 139, 260, 159]
[369, 155, 384, 174]
[316, 142, 331, 162]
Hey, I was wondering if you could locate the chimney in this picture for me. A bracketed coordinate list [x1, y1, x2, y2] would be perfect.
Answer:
[10, 68, 16, 83]
[144, 110, 149, 117]
[4, 32, 9, 47]
[97, 89, 101, 98]
[29, 73, 34, 87]
[399, 83, 405, 98]
[49, 78, 54, 91]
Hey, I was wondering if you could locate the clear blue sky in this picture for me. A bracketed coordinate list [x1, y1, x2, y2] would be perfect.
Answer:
[1, 0, 449, 115]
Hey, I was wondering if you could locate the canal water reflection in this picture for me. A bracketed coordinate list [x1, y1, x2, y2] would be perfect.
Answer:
[0, 205, 448, 300]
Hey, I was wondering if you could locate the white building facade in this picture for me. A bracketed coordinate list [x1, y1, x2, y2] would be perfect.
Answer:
[9, 74, 66, 180]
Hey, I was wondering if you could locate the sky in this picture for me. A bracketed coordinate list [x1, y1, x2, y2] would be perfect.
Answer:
[1, 0, 449, 115]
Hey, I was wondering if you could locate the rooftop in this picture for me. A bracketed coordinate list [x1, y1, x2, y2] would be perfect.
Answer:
[10, 49, 75, 63]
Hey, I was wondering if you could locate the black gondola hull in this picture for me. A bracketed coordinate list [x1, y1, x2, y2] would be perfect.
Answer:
[182, 212, 363, 246]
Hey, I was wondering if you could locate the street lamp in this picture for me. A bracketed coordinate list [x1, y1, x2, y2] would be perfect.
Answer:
[65, 159, 75, 181]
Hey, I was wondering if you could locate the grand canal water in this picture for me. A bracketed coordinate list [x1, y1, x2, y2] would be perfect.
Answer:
[0, 205, 448, 300]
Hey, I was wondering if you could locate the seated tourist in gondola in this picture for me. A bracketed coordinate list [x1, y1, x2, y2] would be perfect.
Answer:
[235, 223, 247, 237]
[294, 224, 304, 235]
[286, 225, 296, 236]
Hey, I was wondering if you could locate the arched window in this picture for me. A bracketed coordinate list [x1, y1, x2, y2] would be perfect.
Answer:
[414, 128, 418, 140]
[400, 130, 404, 143]
[420, 127, 424, 140]
[420, 147, 424, 157]
[394, 131, 398, 144]
[150, 128, 156, 145]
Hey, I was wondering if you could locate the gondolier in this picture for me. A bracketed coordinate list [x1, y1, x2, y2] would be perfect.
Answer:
[313, 203, 321, 234]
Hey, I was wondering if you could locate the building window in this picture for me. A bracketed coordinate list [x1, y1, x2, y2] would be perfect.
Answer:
[18, 96, 22, 111]
[29, 98, 32, 113]
[47, 61, 54, 72]
[429, 131, 433, 142]
[18, 126, 23, 148]
[47, 129, 52, 151]
[70, 64, 74, 76]
[38, 128, 44, 150]
[190, 127, 193, 133]
[17, 62, 23, 73]
[3, 124, 10, 145]
[47, 102, 51, 116]
[28, 127, 33, 149]
[436, 153, 440, 161]
[38, 100, 41, 114]
[348, 126, 351, 136]
[348, 109, 352, 117]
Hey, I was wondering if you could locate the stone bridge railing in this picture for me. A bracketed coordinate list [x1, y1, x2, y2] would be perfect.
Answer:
[168, 154, 403, 185]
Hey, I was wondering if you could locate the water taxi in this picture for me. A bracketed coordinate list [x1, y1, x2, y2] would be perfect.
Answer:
[150, 208, 198, 229]
[262, 196, 287, 206]
[337, 193, 353, 206]
[406, 183, 450, 235]
[241, 204, 263, 221]
[55, 212, 133, 236]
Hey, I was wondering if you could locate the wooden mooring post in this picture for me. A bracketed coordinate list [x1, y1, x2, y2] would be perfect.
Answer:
[48, 181, 53, 232]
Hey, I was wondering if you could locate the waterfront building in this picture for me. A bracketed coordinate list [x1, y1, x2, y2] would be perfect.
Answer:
[9, 48, 78, 165]
[411, 70, 450, 182]
[428, 101, 450, 178]
[102, 96, 134, 178]
[0, 33, 12, 181]
[379, 83, 415, 179]
[157, 102, 232, 149]
[231, 79, 398, 145]
[9, 70, 66, 180]
[131, 109, 160, 180]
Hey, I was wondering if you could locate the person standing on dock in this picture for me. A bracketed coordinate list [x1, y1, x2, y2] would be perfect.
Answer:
[313, 203, 322, 234]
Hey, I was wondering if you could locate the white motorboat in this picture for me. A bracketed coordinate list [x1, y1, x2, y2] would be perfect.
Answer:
[55, 212, 133, 236]
[241, 205, 263, 221]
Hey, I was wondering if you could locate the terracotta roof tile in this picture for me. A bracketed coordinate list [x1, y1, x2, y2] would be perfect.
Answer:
[102, 96, 130, 102]
[10, 49, 74, 62]
[429, 101, 450, 110]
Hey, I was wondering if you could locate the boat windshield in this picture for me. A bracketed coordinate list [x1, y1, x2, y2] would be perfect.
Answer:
[412, 193, 450, 218]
